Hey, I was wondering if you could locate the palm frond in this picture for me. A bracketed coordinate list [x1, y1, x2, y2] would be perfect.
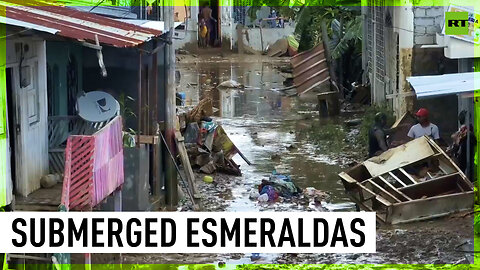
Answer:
[331, 15, 362, 59]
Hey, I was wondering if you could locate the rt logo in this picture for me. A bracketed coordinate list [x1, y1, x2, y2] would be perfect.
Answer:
[445, 12, 469, 35]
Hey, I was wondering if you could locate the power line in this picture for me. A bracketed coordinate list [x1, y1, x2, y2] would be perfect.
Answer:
[89, 0, 107, 12]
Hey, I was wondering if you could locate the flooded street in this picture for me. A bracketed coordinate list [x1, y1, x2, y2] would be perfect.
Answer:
[177, 55, 359, 213]
[124, 54, 473, 265]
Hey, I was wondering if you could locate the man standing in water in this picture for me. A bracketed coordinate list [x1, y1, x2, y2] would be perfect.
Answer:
[407, 108, 440, 142]
[368, 112, 389, 158]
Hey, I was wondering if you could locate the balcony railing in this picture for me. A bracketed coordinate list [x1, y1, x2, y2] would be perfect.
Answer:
[48, 116, 109, 174]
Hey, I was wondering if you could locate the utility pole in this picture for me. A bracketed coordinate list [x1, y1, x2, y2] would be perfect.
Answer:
[164, 1, 178, 209]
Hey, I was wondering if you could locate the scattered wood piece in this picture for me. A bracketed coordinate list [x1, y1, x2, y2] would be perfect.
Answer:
[175, 131, 199, 198]
[187, 98, 214, 123]
[200, 161, 216, 174]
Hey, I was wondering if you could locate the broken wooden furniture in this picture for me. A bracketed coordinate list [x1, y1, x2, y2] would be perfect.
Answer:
[339, 136, 474, 224]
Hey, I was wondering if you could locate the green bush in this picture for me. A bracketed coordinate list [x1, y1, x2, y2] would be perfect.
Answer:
[308, 120, 347, 153]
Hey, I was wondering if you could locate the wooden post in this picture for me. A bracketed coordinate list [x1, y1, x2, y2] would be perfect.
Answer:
[151, 42, 160, 197]
[164, 4, 178, 208]
[113, 188, 122, 266]
[113, 188, 122, 212]
[137, 52, 142, 147]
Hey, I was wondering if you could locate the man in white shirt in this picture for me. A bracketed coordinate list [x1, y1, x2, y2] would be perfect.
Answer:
[407, 108, 440, 141]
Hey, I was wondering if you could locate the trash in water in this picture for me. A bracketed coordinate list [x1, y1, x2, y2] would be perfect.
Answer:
[260, 185, 279, 202]
[257, 193, 269, 202]
[253, 171, 302, 202]
[217, 79, 244, 89]
[203, 175, 214, 183]
[178, 98, 251, 176]
[251, 253, 261, 261]
[249, 190, 260, 200]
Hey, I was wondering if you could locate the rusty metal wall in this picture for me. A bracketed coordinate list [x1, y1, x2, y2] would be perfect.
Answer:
[291, 44, 330, 96]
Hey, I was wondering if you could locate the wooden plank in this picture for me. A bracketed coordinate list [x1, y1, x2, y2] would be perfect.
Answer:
[375, 195, 392, 207]
[398, 172, 461, 196]
[364, 137, 435, 177]
[363, 180, 402, 203]
[175, 131, 199, 197]
[136, 135, 159, 145]
[388, 172, 407, 187]
[388, 191, 474, 224]
[355, 183, 383, 203]
[427, 137, 472, 188]
[377, 175, 413, 201]
[398, 168, 418, 184]
[345, 192, 388, 223]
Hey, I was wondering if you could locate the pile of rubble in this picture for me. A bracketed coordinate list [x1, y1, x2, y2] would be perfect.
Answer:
[177, 98, 250, 177]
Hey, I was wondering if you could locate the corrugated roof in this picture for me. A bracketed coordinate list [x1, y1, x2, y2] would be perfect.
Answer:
[407, 72, 480, 99]
[291, 44, 331, 95]
[0, 0, 163, 48]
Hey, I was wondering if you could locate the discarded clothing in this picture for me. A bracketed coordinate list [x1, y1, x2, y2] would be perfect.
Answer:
[258, 171, 301, 199]
[260, 185, 279, 202]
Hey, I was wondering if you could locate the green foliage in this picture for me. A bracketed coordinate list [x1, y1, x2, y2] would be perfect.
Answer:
[247, 0, 362, 69]
[118, 93, 136, 121]
[475, 206, 480, 235]
[118, 93, 138, 146]
[237, 264, 470, 270]
[331, 15, 362, 59]
[359, 104, 395, 147]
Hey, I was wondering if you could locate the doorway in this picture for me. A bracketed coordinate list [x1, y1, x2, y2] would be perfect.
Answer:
[5, 68, 16, 192]
[199, 0, 221, 47]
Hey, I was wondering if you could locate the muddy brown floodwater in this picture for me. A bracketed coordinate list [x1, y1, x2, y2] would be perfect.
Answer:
[123, 54, 474, 266]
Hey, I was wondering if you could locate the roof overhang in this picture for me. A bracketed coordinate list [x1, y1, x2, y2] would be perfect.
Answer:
[407, 72, 480, 99]
[0, 1, 163, 48]
[115, 19, 182, 32]
[433, 33, 479, 59]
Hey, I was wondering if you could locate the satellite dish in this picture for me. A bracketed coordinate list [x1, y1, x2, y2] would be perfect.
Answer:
[76, 91, 120, 122]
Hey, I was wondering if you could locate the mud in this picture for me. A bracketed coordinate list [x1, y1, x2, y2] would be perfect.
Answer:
[123, 53, 474, 266]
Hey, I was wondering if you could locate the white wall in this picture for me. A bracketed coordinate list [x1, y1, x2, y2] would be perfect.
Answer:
[238, 23, 295, 52]
[173, 5, 295, 53]
[173, 4, 199, 51]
